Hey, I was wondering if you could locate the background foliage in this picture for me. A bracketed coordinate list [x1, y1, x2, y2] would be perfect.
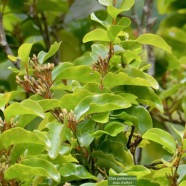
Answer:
[0, 0, 186, 186]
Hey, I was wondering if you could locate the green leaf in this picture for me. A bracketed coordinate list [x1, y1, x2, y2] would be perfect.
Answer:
[60, 89, 94, 111]
[107, 25, 123, 42]
[117, 17, 131, 27]
[123, 106, 153, 134]
[93, 150, 123, 172]
[38, 99, 60, 112]
[91, 13, 112, 28]
[46, 122, 64, 159]
[126, 86, 163, 112]
[122, 165, 151, 179]
[18, 42, 34, 64]
[76, 119, 96, 147]
[179, 181, 186, 186]
[123, 68, 159, 89]
[38, 41, 62, 63]
[83, 28, 109, 43]
[92, 112, 110, 123]
[182, 97, 186, 119]
[137, 179, 160, 186]
[107, 6, 122, 20]
[98, 0, 112, 6]
[55, 65, 101, 84]
[103, 72, 152, 88]
[5, 158, 60, 182]
[92, 121, 125, 138]
[52, 62, 74, 81]
[74, 93, 131, 121]
[59, 163, 97, 182]
[136, 34, 172, 53]
[0, 127, 48, 148]
[120, 0, 135, 11]
[4, 99, 45, 121]
[99, 140, 134, 167]
[143, 128, 176, 154]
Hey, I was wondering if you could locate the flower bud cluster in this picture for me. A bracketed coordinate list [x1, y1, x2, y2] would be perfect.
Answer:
[16, 55, 54, 99]
[92, 56, 109, 76]
[0, 117, 17, 133]
[59, 109, 77, 132]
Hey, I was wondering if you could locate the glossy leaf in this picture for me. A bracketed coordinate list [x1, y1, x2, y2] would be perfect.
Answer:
[143, 128, 176, 154]
[92, 112, 110, 123]
[107, 25, 123, 42]
[60, 89, 94, 111]
[99, 140, 134, 167]
[83, 28, 109, 43]
[76, 119, 96, 147]
[91, 13, 112, 28]
[126, 86, 163, 112]
[74, 93, 131, 120]
[55, 65, 101, 84]
[122, 165, 151, 179]
[136, 34, 172, 53]
[137, 179, 160, 186]
[46, 122, 64, 159]
[59, 163, 97, 182]
[98, 0, 112, 6]
[18, 42, 33, 64]
[52, 62, 74, 81]
[117, 17, 131, 27]
[92, 121, 125, 138]
[107, 6, 122, 20]
[103, 72, 152, 88]
[123, 68, 159, 89]
[5, 158, 60, 182]
[93, 150, 123, 172]
[4, 99, 45, 121]
[0, 127, 47, 148]
[38, 99, 60, 111]
[38, 41, 62, 63]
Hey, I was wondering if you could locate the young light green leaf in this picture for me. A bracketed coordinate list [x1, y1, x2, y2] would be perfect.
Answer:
[83, 28, 109, 43]
[103, 72, 152, 88]
[123, 68, 159, 89]
[143, 128, 176, 154]
[74, 93, 131, 121]
[4, 99, 45, 121]
[98, 0, 112, 6]
[18, 42, 33, 63]
[59, 163, 97, 181]
[91, 13, 112, 28]
[107, 25, 124, 42]
[0, 127, 47, 148]
[122, 165, 151, 179]
[107, 6, 122, 20]
[55, 65, 101, 84]
[137, 179, 160, 186]
[120, 0, 135, 11]
[38, 41, 62, 64]
[38, 99, 60, 111]
[5, 158, 61, 182]
[136, 34, 172, 53]
[60, 89, 94, 111]
[117, 17, 131, 27]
